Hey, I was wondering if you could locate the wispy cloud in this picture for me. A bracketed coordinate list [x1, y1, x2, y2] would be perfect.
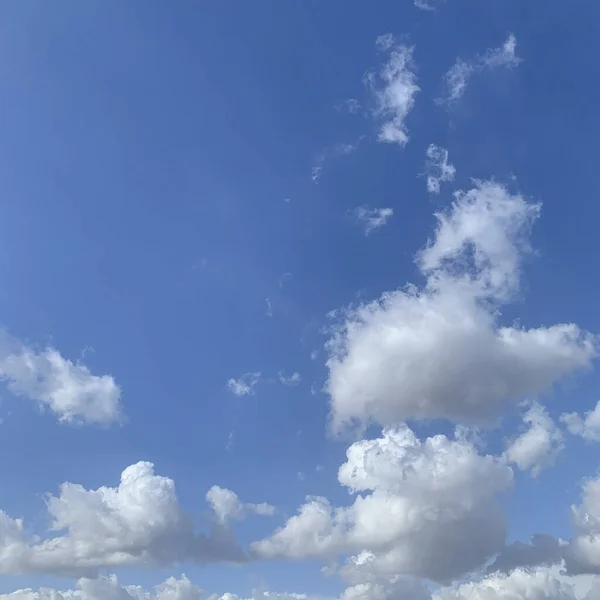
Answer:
[311, 141, 361, 183]
[440, 33, 521, 103]
[352, 206, 394, 235]
[334, 98, 362, 114]
[226, 372, 261, 396]
[414, 0, 445, 11]
[366, 35, 420, 145]
[424, 144, 456, 194]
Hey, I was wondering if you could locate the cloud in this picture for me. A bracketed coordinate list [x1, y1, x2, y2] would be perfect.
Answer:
[414, 0, 445, 10]
[442, 59, 474, 104]
[341, 578, 431, 600]
[434, 566, 600, 600]
[252, 425, 513, 583]
[326, 180, 596, 435]
[279, 372, 301, 386]
[0, 462, 244, 576]
[488, 472, 600, 576]
[227, 373, 261, 396]
[503, 403, 564, 477]
[335, 99, 362, 115]
[4, 569, 600, 600]
[279, 273, 293, 289]
[424, 145, 456, 194]
[440, 34, 521, 103]
[352, 207, 394, 235]
[488, 534, 566, 574]
[312, 142, 361, 183]
[566, 475, 600, 574]
[0, 332, 122, 425]
[366, 36, 419, 145]
[206, 486, 275, 523]
[561, 401, 600, 442]
[481, 34, 521, 69]
[0, 575, 205, 600]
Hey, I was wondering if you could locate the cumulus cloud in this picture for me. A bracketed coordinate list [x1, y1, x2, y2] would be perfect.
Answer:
[489, 534, 566, 575]
[326, 180, 596, 435]
[440, 34, 521, 103]
[366, 36, 419, 145]
[503, 403, 564, 477]
[252, 425, 513, 583]
[214, 593, 335, 600]
[0, 575, 205, 600]
[206, 486, 275, 523]
[434, 566, 600, 600]
[352, 207, 393, 235]
[566, 475, 600, 574]
[0, 332, 122, 425]
[489, 473, 600, 576]
[424, 145, 456, 194]
[0, 462, 244, 576]
[227, 373, 261, 396]
[341, 578, 430, 600]
[4, 569, 600, 600]
[561, 401, 600, 442]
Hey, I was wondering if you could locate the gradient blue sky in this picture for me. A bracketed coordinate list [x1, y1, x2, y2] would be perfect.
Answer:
[1, 1, 600, 599]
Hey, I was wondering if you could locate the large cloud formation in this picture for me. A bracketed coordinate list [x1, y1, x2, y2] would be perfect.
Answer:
[252, 425, 513, 583]
[0, 462, 246, 576]
[326, 181, 596, 434]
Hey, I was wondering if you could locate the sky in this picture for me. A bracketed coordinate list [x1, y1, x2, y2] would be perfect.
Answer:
[1, 1, 600, 599]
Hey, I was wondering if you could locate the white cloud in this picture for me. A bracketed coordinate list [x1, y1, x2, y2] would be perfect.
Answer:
[489, 534, 566, 574]
[503, 403, 564, 477]
[279, 372, 301, 386]
[0, 462, 244, 576]
[341, 578, 431, 600]
[490, 473, 600, 576]
[211, 591, 335, 600]
[227, 373, 261, 396]
[424, 145, 456, 194]
[0, 575, 205, 600]
[414, 0, 444, 11]
[326, 181, 596, 435]
[440, 34, 521, 103]
[0, 332, 122, 425]
[367, 36, 419, 145]
[252, 425, 513, 583]
[4, 569, 600, 600]
[443, 59, 475, 103]
[434, 566, 600, 600]
[352, 207, 393, 235]
[481, 33, 521, 69]
[206, 486, 275, 523]
[561, 401, 600, 442]
[567, 475, 600, 574]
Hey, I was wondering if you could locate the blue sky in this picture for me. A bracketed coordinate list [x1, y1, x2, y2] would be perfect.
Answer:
[1, 1, 600, 599]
